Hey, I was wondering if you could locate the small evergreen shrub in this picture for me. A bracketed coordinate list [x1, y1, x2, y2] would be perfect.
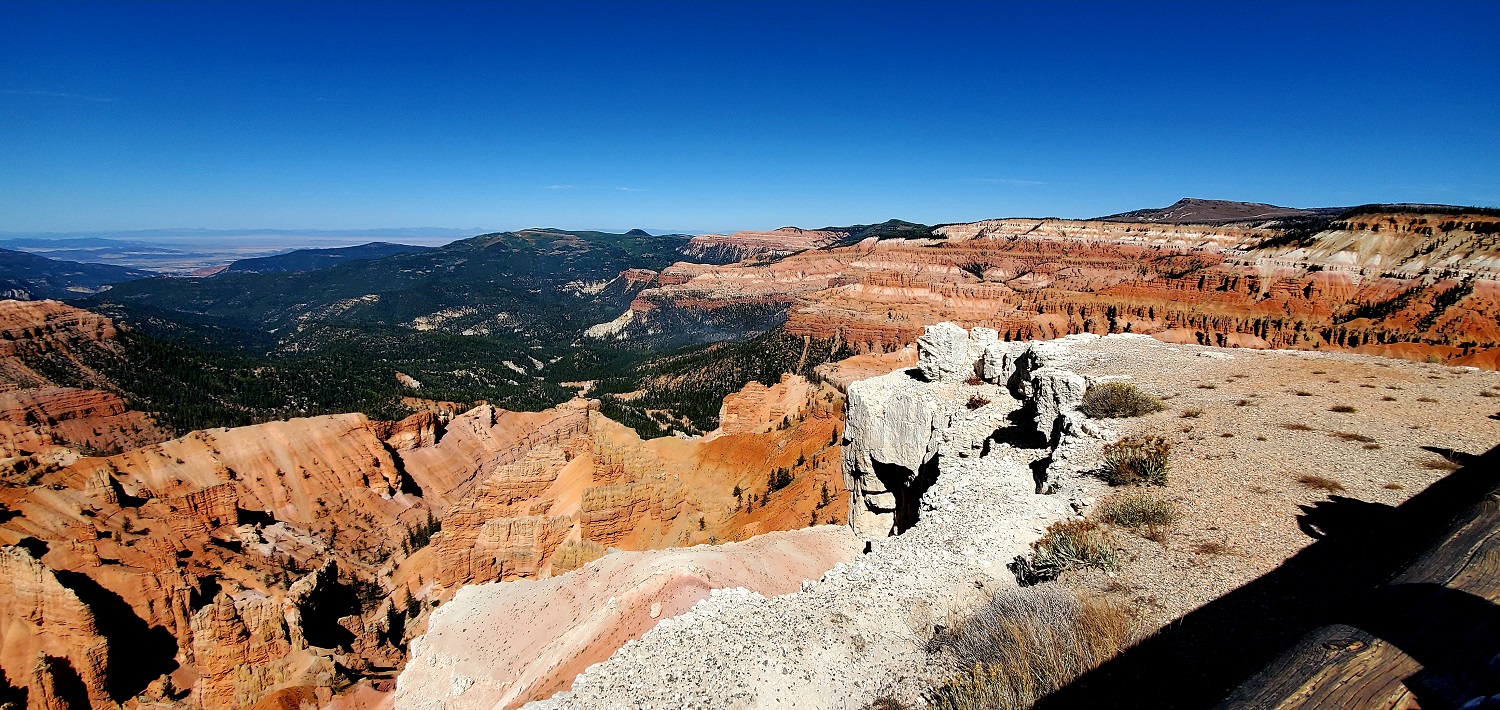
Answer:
[1100, 436, 1172, 486]
[1079, 383, 1164, 418]
[1027, 520, 1116, 579]
[767, 467, 793, 492]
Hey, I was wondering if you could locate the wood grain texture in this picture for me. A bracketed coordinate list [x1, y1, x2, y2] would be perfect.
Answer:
[1221, 492, 1500, 709]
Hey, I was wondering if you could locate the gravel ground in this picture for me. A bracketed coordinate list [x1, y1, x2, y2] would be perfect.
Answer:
[1046, 338, 1500, 631]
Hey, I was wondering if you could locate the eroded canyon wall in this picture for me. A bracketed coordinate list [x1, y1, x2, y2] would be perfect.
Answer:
[0, 300, 854, 710]
[598, 211, 1500, 367]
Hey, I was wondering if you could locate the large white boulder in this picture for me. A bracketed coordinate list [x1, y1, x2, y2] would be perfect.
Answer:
[842, 372, 950, 539]
[916, 322, 971, 382]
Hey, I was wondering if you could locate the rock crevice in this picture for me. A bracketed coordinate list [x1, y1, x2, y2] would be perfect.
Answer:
[842, 325, 1111, 542]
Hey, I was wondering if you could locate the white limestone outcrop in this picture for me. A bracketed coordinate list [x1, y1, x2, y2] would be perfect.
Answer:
[843, 326, 1114, 542]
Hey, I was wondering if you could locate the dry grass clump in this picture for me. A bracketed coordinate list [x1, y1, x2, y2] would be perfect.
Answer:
[1100, 436, 1171, 486]
[1329, 404, 1357, 413]
[1180, 406, 1204, 419]
[1416, 396, 1438, 403]
[1079, 382, 1164, 418]
[1027, 520, 1117, 578]
[1097, 492, 1180, 529]
[927, 589, 1133, 710]
[1420, 458, 1462, 472]
[1294, 390, 1314, 397]
[1191, 540, 1232, 555]
[1383, 482, 1404, 490]
[1331, 431, 1375, 443]
[966, 394, 991, 410]
[1298, 474, 1346, 492]
[1382, 395, 1398, 401]
[1283, 423, 1315, 431]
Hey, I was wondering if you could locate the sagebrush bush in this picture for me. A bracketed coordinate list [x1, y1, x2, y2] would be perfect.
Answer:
[1079, 382, 1164, 418]
[927, 589, 1133, 710]
[1097, 492, 1180, 528]
[1027, 519, 1116, 579]
[1100, 436, 1172, 486]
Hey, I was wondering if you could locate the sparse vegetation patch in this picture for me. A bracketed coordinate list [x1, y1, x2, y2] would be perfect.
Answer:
[1100, 436, 1172, 486]
[1297, 475, 1345, 492]
[925, 589, 1133, 710]
[1079, 383, 1164, 419]
[1023, 520, 1117, 580]
[1096, 492, 1180, 529]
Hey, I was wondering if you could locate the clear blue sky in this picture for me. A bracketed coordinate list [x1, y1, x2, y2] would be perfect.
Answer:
[2, 1, 1497, 233]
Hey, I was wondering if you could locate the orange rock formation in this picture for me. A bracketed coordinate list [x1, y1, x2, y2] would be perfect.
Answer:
[396, 376, 847, 599]
[682, 227, 846, 263]
[0, 300, 853, 710]
[629, 211, 1500, 367]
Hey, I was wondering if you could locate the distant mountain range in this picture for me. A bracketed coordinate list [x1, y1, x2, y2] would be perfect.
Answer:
[0, 227, 487, 241]
[0, 229, 477, 274]
[1097, 198, 1346, 225]
[220, 242, 433, 274]
[0, 247, 150, 300]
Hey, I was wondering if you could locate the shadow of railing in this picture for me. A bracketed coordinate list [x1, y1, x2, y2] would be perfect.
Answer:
[1034, 443, 1500, 710]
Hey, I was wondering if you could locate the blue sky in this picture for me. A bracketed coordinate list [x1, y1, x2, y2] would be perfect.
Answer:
[2, 1, 1497, 233]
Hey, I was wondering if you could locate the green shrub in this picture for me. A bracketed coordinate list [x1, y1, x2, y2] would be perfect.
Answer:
[1027, 519, 1116, 579]
[927, 589, 1133, 710]
[1079, 382, 1164, 418]
[1097, 492, 1180, 528]
[1100, 436, 1172, 486]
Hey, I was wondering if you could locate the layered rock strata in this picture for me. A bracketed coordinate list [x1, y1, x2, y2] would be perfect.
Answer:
[603, 211, 1500, 367]
[0, 300, 119, 389]
[681, 228, 845, 263]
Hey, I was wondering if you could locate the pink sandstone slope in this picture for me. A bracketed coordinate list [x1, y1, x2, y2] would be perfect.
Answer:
[396, 525, 860, 709]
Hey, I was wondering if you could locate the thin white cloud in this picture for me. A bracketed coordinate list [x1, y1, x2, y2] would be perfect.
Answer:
[0, 89, 111, 102]
[543, 185, 647, 192]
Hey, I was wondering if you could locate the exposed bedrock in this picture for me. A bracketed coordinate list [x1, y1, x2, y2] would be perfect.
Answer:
[843, 324, 1113, 542]
[521, 324, 1131, 709]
